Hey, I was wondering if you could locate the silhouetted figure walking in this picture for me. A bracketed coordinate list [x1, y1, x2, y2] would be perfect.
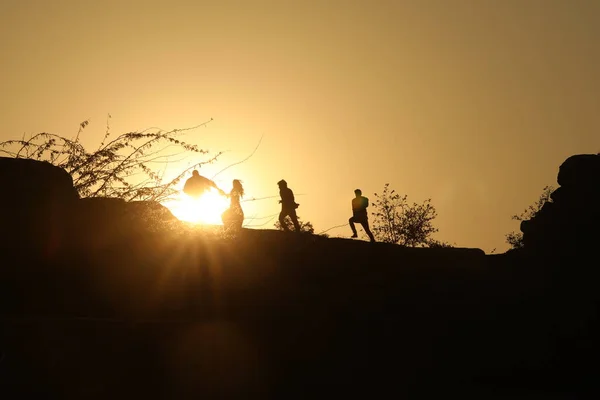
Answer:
[183, 169, 224, 198]
[222, 179, 244, 230]
[349, 189, 376, 242]
[277, 179, 301, 232]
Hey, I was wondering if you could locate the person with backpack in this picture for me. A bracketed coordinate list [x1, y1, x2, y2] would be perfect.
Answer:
[349, 189, 376, 242]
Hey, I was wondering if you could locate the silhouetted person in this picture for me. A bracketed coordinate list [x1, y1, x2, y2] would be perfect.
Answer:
[349, 189, 376, 242]
[277, 179, 301, 232]
[183, 169, 224, 198]
[221, 179, 244, 230]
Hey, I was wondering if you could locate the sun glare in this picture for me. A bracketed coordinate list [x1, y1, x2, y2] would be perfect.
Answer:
[166, 189, 230, 225]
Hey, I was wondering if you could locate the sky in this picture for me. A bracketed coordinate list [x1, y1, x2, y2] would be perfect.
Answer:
[1, 0, 598, 253]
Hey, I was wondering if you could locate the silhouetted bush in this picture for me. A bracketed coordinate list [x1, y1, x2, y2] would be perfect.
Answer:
[274, 217, 315, 233]
[505, 185, 554, 249]
[0, 117, 220, 202]
[371, 183, 439, 247]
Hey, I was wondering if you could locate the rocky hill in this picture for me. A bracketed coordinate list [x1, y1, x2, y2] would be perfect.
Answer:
[0, 156, 598, 398]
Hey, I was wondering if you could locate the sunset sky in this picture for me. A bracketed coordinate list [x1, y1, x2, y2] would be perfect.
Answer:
[1, 0, 598, 252]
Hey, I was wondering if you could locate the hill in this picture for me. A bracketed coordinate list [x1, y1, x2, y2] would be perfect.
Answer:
[1, 156, 598, 398]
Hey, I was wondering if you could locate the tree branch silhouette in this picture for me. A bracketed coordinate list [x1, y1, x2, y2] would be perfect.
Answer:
[0, 117, 218, 203]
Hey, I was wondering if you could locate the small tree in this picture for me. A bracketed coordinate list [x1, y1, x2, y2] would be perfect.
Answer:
[505, 185, 554, 249]
[274, 217, 315, 233]
[370, 183, 439, 247]
[0, 117, 220, 202]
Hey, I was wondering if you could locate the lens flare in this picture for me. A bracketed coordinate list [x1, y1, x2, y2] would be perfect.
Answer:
[166, 189, 230, 225]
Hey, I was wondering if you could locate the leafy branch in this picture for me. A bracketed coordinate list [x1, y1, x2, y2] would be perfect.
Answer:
[0, 117, 220, 203]
[505, 185, 554, 249]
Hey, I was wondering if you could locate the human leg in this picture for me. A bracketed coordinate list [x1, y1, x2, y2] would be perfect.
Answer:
[349, 216, 358, 237]
[360, 220, 376, 242]
[289, 210, 301, 232]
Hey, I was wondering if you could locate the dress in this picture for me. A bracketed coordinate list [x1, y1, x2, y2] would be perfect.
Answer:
[222, 189, 244, 229]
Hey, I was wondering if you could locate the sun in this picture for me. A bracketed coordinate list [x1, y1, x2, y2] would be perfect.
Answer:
[166, 188, 230, 225]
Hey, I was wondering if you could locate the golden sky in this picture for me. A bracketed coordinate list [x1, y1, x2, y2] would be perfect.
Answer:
[1, 0, 598, 252]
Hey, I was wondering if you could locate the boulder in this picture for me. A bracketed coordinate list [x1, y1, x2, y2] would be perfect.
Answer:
[0, 157, 181, 254]
[520, 153, 600, 255]
[0, 157, 79, 254]
[126, 200, 179, 226]
[557, 154, 600, 189]
[69, 197, 180, 250]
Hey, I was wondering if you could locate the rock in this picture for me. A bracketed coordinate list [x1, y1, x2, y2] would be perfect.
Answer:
[0, 157, 79, 254]
[521, 153, 600, 255]
[69, 197, 180, 250]
[0, 157, 181, 254]
[126, 200, 179, 224]
[557, 154, 600, 189]
[550, 187, 565, 203]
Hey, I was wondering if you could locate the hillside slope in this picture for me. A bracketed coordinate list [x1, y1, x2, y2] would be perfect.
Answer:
[1, 228, 596, 398]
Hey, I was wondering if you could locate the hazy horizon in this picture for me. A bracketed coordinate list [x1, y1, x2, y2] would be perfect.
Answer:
[1, 0, 599, 252]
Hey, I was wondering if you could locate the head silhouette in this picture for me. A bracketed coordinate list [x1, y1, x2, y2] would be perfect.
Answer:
[354, 189, 362, 196]
[278, 179, 287, 188]
[232, 179, 244, 197]
[192, 170, 200, 177]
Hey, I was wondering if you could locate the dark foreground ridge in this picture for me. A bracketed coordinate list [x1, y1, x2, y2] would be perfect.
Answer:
[1, 155, 599, 399]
